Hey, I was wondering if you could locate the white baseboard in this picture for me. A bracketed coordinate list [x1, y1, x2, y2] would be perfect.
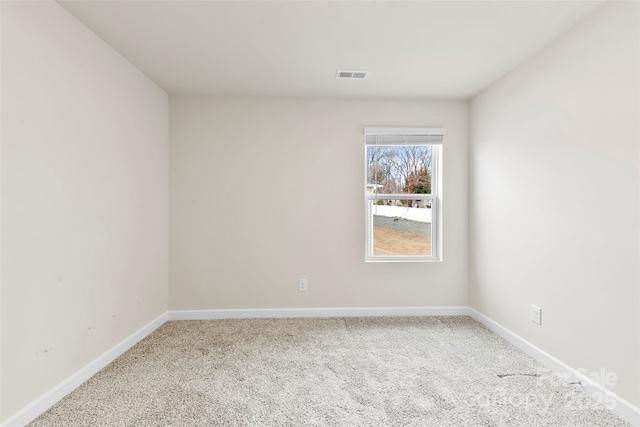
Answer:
[168, 306, 471, 320]
[1, 312, 168, 427]
[468, 308, 640, 427]
[5, 307, 638, 427]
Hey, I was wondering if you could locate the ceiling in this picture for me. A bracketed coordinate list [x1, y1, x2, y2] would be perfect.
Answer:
[58, 0, 604, 99]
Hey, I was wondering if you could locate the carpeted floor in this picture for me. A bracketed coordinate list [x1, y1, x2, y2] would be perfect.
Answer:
[29, 316, 631, 426]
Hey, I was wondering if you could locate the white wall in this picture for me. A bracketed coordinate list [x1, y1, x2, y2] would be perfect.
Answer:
[470, 2, 639, 407]
[170, 96, 468, 310]
[1, 1, 169, 421]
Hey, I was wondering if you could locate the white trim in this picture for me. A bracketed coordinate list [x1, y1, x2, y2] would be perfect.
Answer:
[432, 146, 442, 259]
[468, 308, 640, 427]
[168, 306, 470, 321]
[364, 256, 441, 263]
[364, 127, 446, 136]
[365, 194, 435, 201]
[1, 312, 168, 427]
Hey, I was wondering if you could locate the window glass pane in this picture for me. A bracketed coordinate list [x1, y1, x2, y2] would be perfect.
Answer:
[370, 199, 432, 257]
[366, 145, 433, 195]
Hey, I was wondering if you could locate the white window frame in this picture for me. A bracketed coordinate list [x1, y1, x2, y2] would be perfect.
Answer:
[364, 127, 445, 262]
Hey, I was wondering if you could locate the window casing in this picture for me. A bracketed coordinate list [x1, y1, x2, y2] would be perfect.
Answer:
[364, 127, 445, 262]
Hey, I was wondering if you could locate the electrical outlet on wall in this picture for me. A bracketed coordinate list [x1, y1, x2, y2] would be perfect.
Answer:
[531, 305, 542, 325]
[298, 279, 307, 292]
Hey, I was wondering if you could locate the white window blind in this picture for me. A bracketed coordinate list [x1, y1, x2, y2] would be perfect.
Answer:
[364, 127, 446, 146]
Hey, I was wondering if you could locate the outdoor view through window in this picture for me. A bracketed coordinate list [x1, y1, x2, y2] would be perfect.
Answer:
[365, 129, 442, 261]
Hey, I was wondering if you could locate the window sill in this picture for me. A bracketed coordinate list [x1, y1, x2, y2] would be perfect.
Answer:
[365, 256, 442, 263]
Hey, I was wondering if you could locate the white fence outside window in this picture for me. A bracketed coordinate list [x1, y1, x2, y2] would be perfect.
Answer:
[372, 205, 432, 223]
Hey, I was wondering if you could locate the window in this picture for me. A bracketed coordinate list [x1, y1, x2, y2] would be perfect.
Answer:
[364, 127, 445, 262]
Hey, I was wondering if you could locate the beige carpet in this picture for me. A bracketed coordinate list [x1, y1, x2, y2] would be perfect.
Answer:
[29, 316, 631, 426]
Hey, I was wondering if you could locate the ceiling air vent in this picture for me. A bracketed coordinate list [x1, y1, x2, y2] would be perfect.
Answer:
[336, 70, 369, 80]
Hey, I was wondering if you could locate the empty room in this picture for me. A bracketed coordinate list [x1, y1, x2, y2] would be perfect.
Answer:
[1, 0, 638, 426]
